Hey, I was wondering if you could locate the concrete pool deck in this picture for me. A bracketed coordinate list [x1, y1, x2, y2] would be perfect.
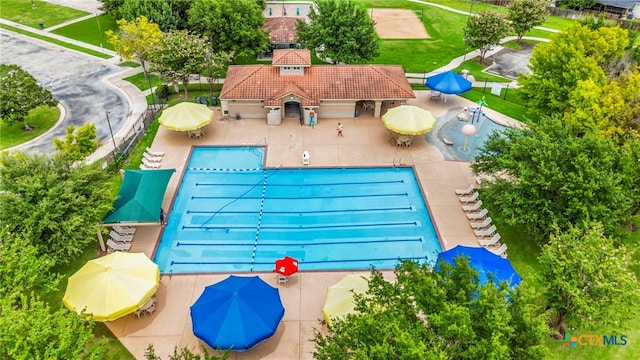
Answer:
[107, 94, 518, 359]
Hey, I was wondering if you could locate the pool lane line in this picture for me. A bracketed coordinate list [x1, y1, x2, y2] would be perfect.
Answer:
[169, 256, 429, 266]
[250, 168, 268, 271]
[175, 237, 425, 247]
[189, 167, 262, 172]
[196, 167, 282, 228]
[192, 193, 409, 200]
[186, 206, 415, 214]
[181, 221, 421, 231]
[195, 180, 406, 186]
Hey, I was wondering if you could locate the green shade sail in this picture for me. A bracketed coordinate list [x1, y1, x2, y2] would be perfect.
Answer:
[103, 169, 175, 224]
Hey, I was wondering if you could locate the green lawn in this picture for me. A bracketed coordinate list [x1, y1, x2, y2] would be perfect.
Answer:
[0, 0, 88, 29]
[121, 116, 162, 171]
[0, 105, 59, 150]
[123, 72, 162, 92]
[460, 87, 540, 124]
[373, 6, 468, 72]
[0, 23, 112, 59]
[51, 14, 118, 51]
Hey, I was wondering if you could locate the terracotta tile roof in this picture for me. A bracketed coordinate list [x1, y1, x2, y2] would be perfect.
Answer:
[272, 49, 310, 66]
[264, 18, 298, 45]
[221, 64, 415, 106]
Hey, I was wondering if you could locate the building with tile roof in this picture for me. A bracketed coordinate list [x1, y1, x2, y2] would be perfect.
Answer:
[220, 49, 415, 125]
[264, 17, 299, 50]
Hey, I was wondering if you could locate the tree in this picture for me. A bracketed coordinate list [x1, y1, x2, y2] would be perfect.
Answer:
[0, 293, 105, 359]
[471, 117, 638, 242]
[566, 70, 640, 143]
[295, 0, 379, 64]
[463, 11, 511, 63]
[559, 0, 596, 10]
[0, 152, 115, 265]
[201, 50, 234, 95]
[144, 344, 230, 360]
[518, 23, 629, 116]
[98, 0, 125, 16]
[53, 123, 101, 161]
[120, 0, 179, 32]
[187, 0, 269, 62]
[313, 259, 549, 359]
[106, 16, 162, 87]
[150, 30, 209, 98]
[538, 223, 640, 334]
[0, 229, 60, 299]
[507, 0, 549, 44]
[0, 64, 57, 130]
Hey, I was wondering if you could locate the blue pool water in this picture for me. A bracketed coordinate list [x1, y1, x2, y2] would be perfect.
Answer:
[154, 147, 442, 274]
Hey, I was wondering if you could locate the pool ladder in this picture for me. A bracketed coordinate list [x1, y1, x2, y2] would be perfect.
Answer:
[393, 158, 403, 167]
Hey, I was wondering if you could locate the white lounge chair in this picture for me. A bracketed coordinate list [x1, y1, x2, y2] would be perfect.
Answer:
[109, 230, 133, 243]
[107, 239, 131, 252]
[475, 225, 497, 238]
[455, 184, 474, 195]
[113, 225, 136, 235]
[141, 158, 161, 169]
[489, 243, 508, 257]
[462, 200, 483, 212]
[479, 233, 501, 247]
[143, 152, 162, 163]
[470, 217, 492, 229]
[459, 192, 479, 203]
[466, 208, 488, 220]
[145, 147, 164, 157]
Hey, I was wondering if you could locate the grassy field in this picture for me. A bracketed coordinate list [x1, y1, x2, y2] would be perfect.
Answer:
[0, 0, 88, 29]
[52, 14, 118, 51]
[0, 23, 112, 59]
[372, 5, 468, 72]
[123, 72, 162, 92]
[460, 87, 540, 124]
[0, 105, 59, 150]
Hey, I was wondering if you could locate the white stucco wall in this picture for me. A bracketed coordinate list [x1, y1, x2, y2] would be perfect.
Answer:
[316, 101, 355, 118]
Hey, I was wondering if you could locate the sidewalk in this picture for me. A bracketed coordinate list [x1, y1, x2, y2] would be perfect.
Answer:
[0, 18, 118, 61]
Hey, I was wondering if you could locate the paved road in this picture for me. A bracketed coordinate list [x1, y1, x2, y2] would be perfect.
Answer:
[1, 31, 130, 153]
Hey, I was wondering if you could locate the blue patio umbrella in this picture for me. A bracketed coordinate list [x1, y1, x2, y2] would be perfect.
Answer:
[425, 71, 473, 94]
[190, 275, 285, 351]
[436, 245, 521, 288]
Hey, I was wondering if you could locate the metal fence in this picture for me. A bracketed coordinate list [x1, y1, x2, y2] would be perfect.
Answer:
[93, 104, 164, 167]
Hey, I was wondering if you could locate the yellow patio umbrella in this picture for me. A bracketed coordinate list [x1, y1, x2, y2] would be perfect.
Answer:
[63, 252, 160, 322]
[322, 274, 370, 327]
[158, 102, 214, 131]
[381, 105, 437, 135]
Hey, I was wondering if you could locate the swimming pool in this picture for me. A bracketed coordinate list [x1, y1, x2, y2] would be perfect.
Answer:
[154, 147, 442, 274]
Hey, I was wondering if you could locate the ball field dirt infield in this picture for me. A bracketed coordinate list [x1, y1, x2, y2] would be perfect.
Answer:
[369, 8, 429, 39]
